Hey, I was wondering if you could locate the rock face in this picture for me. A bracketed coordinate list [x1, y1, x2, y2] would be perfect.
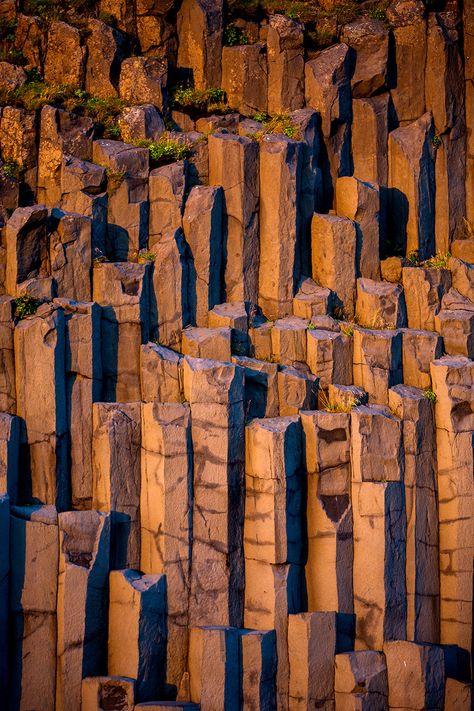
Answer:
[0, 2, 473, 709]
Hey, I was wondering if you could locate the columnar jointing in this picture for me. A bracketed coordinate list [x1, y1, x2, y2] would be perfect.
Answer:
[0, 0, 473, 709]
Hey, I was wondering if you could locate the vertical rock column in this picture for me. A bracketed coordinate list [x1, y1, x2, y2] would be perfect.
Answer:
[0, 412, 20, 503]
[267, 13, 304, 114]
[208, 133, 259, 304]
[288, 612, 355, 710]
[49, 210, 93, 302]
[0, 296, 16, 414]
[92, 402, 141, 569]
[430, 356, 474, 661]
[150, 227, 191, 349]
[389, 384, 439, 644]
[183, 356, 245, 628]
[311, 213, 357, 319]
[0, 495, 8, 700]
[93, 261, 150, 402]
[259, 135, 304, 319]
[183, 186, 223, 328]
[5, 204, 48, 297]
[177, 0, 223, 90]
[108, 569, 167, 703]
[9, 505, 58, 711]
[56, 298, 102, 510]
[244, 416, 305, 711]
[140, 401, 193, 696]
[300, 410, 353, 613]
[56, 510, 110, 711]
[350, 405, 407, 650]
[388, 114, 436, 259]
[425, 13, 466, 250]
[14, 304, 69, 510]
[335, 176, 381, 281]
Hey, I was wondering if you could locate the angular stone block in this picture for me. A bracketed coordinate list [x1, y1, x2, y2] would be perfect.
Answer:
[208, 301, 249, 356]
[430, 356, 474, 658]
[232, 355, 279, 419]
[387, 0, 427, 124]
[444, 678, 472, 711]
[301, 411, 353, 613]
[311, 213, 357, 319]
[108, 570, 167, 702]
[434, 309, 474, 358]
[401, 328, 443, 390]
[336, 177, 381, 281]
[93, 261, 150, 402]
[293, 277, 333, 319]
[245, 416, 303, 565]
[6, 205, 48, 296]
[278, 366, 319, 416]
[352, 480, 406, 649]
[181, 326, 231, 362]
[85, 19, 126, 98]
[177, 0, 223, 90]
[305, 43, 351, 138]
[288, 612, 355, 709]
[81, 676, 135, 711]
[350, 405, 404, 483]
[353, 327, 403, 405]
[150, 227, 190, 349]
[271, 316, 308, 366]
[307, 328, 352, 388]
[140, 342, 182, 403]
[244, 559, 305, 711]
[92, 402, 141, 569]
[335, 651, 388, 710]
[384, 641, 445, 711]
[355, 278, 406, 329]
[37, 105, 93, 207]
[403, 266, 452, 331]
[49, 209, 92, 301]
[221, 43, 267, 116]
[341, 18, 389, 97]
[188, 626, 239, 710]
[44, 20, 85, 87]
[241, 629, 277, 711]
[119, 56, 167, 110]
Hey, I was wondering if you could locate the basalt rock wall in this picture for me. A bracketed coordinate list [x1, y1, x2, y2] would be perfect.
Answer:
[0, 0, 473, 708]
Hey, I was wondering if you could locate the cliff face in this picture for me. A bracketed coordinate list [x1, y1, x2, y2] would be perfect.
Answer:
[0, 0, 473, 709]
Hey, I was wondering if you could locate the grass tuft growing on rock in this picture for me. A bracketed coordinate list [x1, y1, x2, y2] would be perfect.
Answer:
[253, 113, 300, 140]
[14, 295, 40, 319]
[171, 85, 227, 113]
[1, 80, 125, 138]
[423, 388, 437, 403]
[134, 136, 192, 167]
[224, 23, 250, 45]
